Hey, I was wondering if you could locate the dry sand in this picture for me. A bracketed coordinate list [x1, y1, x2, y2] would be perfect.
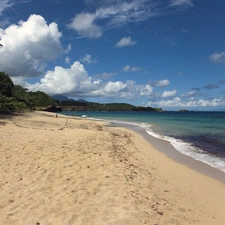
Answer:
[0, 111, 225, 225]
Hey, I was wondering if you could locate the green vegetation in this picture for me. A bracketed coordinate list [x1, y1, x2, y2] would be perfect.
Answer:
[56, 99, 160, 112]
[86, 103, 161, 111]
[0, 72, 14, 97]
[86, 102, 156, 111]
[0, 72, 56, 112]
[28, 91, 56, 107]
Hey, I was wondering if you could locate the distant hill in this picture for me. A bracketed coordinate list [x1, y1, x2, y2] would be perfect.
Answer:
[51, 94, 162, 112]
[51, 94, 75, 102]
[77, 99, 88, 102]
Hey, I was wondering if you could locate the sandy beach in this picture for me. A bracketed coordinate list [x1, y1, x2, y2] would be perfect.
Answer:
[0, 111, 225, 225]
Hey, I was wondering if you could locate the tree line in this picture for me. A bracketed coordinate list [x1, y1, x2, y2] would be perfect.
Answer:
[0, 72, 56, 112]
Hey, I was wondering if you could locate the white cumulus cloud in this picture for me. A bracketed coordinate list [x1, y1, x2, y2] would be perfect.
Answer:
[148, 97, 225, 109]
[140, 84, 153, 96]
[65, 56, 71, 64]
[67, 13, 102, 38]
[94, 72, 116, 80]
[162, 90, 177, 97]
[18, 61, 154, 99]
[0, 14, 65, 77]
[150, 79, 170, 87]
[26, 61, 92, 95]
[115, 36, 136, 48]
[123, 65, 141, 72]
[209, 52, 225, 64]
[81, 54, 98, 64]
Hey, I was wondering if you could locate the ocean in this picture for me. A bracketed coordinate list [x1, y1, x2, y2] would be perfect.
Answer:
[60, 111, 225, 173]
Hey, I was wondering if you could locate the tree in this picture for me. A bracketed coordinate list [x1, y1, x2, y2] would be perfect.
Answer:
[29, 91, 56, 107]
[13, 85, 35, 109]
[0, 72, 56, 111]
[0, 72, 14, 97]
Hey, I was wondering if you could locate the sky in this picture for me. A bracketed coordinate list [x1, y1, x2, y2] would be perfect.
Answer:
[0, 0, 225, 110]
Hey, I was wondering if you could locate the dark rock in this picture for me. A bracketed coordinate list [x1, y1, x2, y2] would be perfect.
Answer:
[43, 105, 62, 112]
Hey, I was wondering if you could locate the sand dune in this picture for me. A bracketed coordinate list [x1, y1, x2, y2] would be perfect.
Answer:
[0, 111, 224, 225]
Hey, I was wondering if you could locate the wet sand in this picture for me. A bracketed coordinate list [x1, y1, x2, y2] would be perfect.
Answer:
[120, 123, 225, 184]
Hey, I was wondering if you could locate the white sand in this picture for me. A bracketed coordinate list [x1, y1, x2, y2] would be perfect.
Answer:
[0, 111, 224, 225]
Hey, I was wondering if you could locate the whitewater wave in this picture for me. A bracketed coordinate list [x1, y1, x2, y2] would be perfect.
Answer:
[145, 128, 225, 173]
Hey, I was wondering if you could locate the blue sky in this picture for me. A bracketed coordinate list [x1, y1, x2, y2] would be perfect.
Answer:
[0, 0, 225, 110]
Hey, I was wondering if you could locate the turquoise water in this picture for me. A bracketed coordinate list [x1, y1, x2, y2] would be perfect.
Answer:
[60, 111, 225, 172]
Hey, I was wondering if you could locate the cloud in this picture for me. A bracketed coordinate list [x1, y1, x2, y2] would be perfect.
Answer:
[25, 62, 92, 95]
[84, 0, 123, 6]
[91, 80, 138, 99]
[0, 0, 13, 15]
[67, 13, 102, 38]
[67, 0, 159, 39]
[103, 81, 127, 94]
[203, 84, 219, 90]
[94, 72, 117, 80]
[181, 90, 197, 98]
[65, 56, 71, 64]
[162, 36, 177, 48]
[95, 0, 153, 26]
[0, 14, 65, 77]
[180, 28, 189, 33]
[192, 87, 201, 91]
[140, 85, 153, 96]
[17, 61, 154, 99]
[115, 36, 136, 48]
[170, 0, 193, 7]
[80, 54, 98, 64]
[0, 18, 10, 28]
[209, 52, 225, 64]
[162, 90, 177, 98]
[68, 0, 194, 39]
[202, 81, 225, 90]
[150, 79, 170, 87]
[0, 0, 32, 16]
[148, 97, 225, 109]
[123, 65, 140, 72]
[181, 90, 208, 98]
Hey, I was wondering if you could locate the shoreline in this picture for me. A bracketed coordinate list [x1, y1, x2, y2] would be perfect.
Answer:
[69, 111, 225, 179]
[115, 122, 225, 184]
[0, 111, 225, 224]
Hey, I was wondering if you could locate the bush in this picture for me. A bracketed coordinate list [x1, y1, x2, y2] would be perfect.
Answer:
[0, 95, 26, 111]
